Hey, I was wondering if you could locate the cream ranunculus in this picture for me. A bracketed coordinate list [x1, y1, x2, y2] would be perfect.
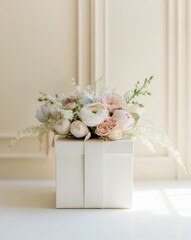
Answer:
[55, 119, 71, 135]
[108, 126, 123, 140]
[79, 103, 109, 127]
[70, 120, 89, 138]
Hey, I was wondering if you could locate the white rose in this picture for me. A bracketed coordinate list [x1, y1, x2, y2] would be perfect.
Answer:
[55, 119, 71, 135]
[108, 126, 123, 140]
[79, 103, 109, 127]
[70, 120, 89, 138]
[36, 105, 50, 122]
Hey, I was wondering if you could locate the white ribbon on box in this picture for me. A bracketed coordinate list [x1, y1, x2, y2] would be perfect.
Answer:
[84, 140, 104, 208]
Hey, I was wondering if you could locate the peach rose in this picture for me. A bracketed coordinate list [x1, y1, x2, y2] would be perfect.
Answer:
[96, 122, 111, 136]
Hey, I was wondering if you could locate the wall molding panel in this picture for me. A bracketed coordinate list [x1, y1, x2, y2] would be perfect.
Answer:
[183, 0, 191, 178]
[91, 0, 106, 83]
[77, 0, 91, 88]
[0, 134, 54, 180]
[90, 0, 191, 179]
[174, 0, 190, 178]
[187, 0, 191, 177]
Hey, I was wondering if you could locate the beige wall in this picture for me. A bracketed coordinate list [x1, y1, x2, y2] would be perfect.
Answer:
[0, 0, 78, 179]
[0, 0, 190, 179]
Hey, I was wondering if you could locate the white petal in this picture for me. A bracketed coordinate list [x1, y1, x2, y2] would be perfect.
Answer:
[79, 103, 108, 127]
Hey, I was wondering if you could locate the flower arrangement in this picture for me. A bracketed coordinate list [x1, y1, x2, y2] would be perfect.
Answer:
[9, 77, 186, 172]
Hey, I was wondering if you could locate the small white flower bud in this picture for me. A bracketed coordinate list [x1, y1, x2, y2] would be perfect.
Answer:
[55, 119, 71, 135]
[108, 126, 123, 140]
[70, 120, 89, 138]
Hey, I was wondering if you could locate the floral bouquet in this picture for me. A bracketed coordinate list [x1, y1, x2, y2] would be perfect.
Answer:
[9, 77, 186, 172]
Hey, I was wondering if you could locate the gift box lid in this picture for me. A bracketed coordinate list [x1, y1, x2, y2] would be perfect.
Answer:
[55, 137, 134, 155]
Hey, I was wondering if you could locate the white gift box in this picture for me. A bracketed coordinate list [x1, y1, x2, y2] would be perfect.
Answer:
[55, 137, 133, 209]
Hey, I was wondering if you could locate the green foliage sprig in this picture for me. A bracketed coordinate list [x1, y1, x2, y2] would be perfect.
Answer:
[125, 76, 153, 107]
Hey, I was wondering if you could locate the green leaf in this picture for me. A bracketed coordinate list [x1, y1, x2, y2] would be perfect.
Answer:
[131, 112, 140, 125]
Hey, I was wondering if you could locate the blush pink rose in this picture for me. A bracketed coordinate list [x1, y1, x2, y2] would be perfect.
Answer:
[101, 95, 124, 112]
[64, 102, 77, 110]
[105, 116, 117, 128]
[112, 110, 135, 131]
[96, 122, 111, 136]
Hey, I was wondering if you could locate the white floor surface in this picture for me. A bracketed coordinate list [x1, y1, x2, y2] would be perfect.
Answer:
[0, 180, 191, 240]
